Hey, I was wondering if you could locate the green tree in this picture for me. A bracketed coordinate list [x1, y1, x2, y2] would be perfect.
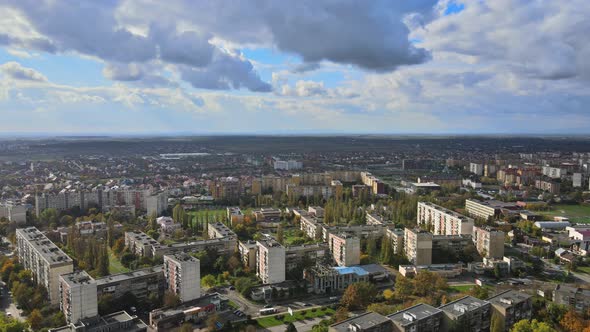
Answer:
[340, 282, 377, 310]
[277, 224, 284, 244]
[163, 291, 181, 308]
[285, 322, 297, 332]
[180, 322, 193, 332]
[96, 245, 109, 277]
[27, 309, 43, 331]
[511, 319, 556, 332]
[201, 274, 216, 288]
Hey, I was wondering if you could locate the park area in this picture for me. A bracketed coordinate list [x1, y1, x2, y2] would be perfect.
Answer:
[537, 204, 590, 223]
[256, 307, 335, 328]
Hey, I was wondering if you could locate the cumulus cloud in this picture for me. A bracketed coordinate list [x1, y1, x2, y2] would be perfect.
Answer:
[0, 61, 47, 82]
[102, 63, 144, 81]
[280, 80, 327, 97]
[417, 0, 590, 80]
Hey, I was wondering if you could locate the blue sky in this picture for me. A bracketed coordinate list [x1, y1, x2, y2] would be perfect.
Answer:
[0, 0, 589, 135]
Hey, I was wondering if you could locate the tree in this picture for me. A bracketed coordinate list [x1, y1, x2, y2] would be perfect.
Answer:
[163, 291, 181, 308]
[206, 313, 220, 332]
[277, 224, 284, 244]
[112, 238, 125, 255]
[96, 245, 109, 277]
[383, 289, 395, 301]
[340, 282, 377, 310]
[107, 217, 115, 248]
[28, 309, 43, 331]
[394, 275, 413, 301]
[511, 319, 556, 332]
[366, 237, 377, 258]
[285, 322, 297, 332]
[334, 307, 349, 323]
[180, 322, 193, 332]
[201, 274, 216, 288]
[560, 310, 586, 332]
[468, 285, 489, 300]
[367, 303, 398, 316]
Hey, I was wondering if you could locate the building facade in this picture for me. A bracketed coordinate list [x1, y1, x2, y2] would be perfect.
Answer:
[328, 232, 361, 267]
[256, 238, 286, 284]
[59, 271, 98, 324]
[472, 226, 505, 259]
[163, 253, 201, 302]
[417, 202, 474, 236]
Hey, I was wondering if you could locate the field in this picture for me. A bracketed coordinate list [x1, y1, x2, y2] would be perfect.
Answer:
[577, 266, 590, 274]
[448, 284, 475, 293]
[108, 248, 130, 274]
[188, 209, 227, 225]
[256, 307, 335, 328]
[538, 204, 590, 223]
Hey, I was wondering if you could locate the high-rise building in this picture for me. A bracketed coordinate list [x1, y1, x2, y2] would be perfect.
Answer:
[472, 226, 505, 259]
[417, 202, 474, 236]
[256, 238, 286, 284]
[16, 227, 74, 304]
[328, 232, 361, 267]
[469, 163, 484, 176]
[0, 202, 27, 225]
[59, 271, 98, 324]
[404, 228, 433, 266]
[163, 253, 200, 302]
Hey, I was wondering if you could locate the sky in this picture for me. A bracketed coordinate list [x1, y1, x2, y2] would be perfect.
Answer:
[0, 0, 589, 135]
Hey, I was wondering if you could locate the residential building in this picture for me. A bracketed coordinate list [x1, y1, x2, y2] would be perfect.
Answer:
[387, 303, 443, 332]
[226, 207, 244, 224]
[439, 296, 491, 332]
[209, 177, 242, 202]
[96, 266, 165, 301]
[487, 290, 532, 332]
[535, 179, 561, 194]
[472, 226, 505, 259]
[398, 264, 462, 278]
[256, 238, 286, 284]
[305, 265, 368, 295]
[417, 202, 474, 236]
[0, 202, 27, 224]
[542, 166, 563, 179]
[49, 311, 147, 332]
[470, 163, 484, 176]
[238, 240, 258, 271]
[300, 215, 323, 240]
[59, 271, 98, 324]
[573, 173, 583, 188]
[386, 228, 405, 255]
[163, 253, 200, 302]
[329, 311, 392, 332]
[16, 227, 74, 304]
[404, 228, 433, 266]
[125, 231, 161, 258]
[146, 192, 169, 217]
[308, 206, 325, 217]
[328, 232, 361, 267]
[285, 243, 329, 271]
[553, 284, 590, 313]
[465, 199, 519, 220]
[253, 208, 281, 223]
[156, 216, 181, 234]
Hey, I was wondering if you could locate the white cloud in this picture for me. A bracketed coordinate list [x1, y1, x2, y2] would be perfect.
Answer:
[0, 61, 47, 82]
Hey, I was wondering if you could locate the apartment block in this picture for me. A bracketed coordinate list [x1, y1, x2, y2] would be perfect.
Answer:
[146, 192, 169, 217]
[439, 296, 491, 331]
[256, 238, 286, 284]
[96, 266, 165, 301]
[469, 163, 484, 176]
[226, 207, 244, 224]
[417, 202, 474, 236]
[238, 240, 258, 271]
[386, 228, 405, 255]
[59, 271, 98, 324]
[472, 226, 505, 259]
[0, 202, 27, 224]
[535, 179, 561, 194]
[328, 232, 361, 267]
[285, 243, 329, 271]
[163, 253, 200, 302]
[329, 311, 392, 332]
[16, 227, 74, 304]
[387, 303, 443, 332]
[465, 199, 505, 220]
[553, 284, 590, 313]
[300, 215, 322, 240]
[404, 228, 433, 266]
[487, 290, 532, 332]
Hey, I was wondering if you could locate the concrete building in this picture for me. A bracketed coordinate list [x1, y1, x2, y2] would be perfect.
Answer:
[226, 207, 244, 224]
[156, 216, 180, 234]
[329, 311, 392, 332]
[308, 206, 325, 218]
[465, 199, 520, 220]
[469, 163, 484, 176]
[253, 208, 282, 223]
[553, 284, 590, 313]
[59, 271, 98, 324]
[487, 290, 532, 332]
[387, 303, 443, 332]
[96, 266, 165, 301]
[573, 173, 583, 188]
[398, 264, 463, 278]
[209, 177, 242, 202]
[125, 231, 161, 258]
[300, 215, 323, 240]
[439, 296, 491, 332]
[238, 240, 258, 271]
[472, 226, 505, 259]
[146, 192, 169, 217]
[49, 311, 147, 332]
[417, 202, 474, 236]
[0, 202, 27, 224]
[535, 179, 561, 194]
[16, 227, 74, 304]
[256, 238, 286, 284]
[328, 232, 361, 267]
[386, 228, 405, 255]
[404, 228, 433, 266]
[542, 166, 563, 179]
[163, 253, 200, 302]
[285, 243, 329, 271]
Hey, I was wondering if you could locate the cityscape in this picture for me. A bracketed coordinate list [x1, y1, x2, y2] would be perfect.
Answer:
[1, 1, 590, 332]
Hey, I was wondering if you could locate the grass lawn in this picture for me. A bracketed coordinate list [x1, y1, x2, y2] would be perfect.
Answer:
[448, 285, 475, 293]
[538, 204, 590, 223]
[577, 266, 590, 274]
[257, 307, 335, 328]
[188, 209, 227, 225]
[108, 248, 130, 274]
[228, 301, 239, 309]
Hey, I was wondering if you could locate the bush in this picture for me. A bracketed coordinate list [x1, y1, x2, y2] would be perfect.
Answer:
[276, 315, 284, 320]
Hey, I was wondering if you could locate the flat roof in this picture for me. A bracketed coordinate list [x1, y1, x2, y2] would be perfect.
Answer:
[487, 290, 531, 307]
[96, 265, 163, 286]
[330, 312, 391, 332]
[16, 227, 73, 265]
[388, 303, 442, 326]
[60, 271, 95, 286]
[439, 296, 489, 317]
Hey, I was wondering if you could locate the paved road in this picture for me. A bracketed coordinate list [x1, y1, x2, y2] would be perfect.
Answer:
[0, 282, 25, 321]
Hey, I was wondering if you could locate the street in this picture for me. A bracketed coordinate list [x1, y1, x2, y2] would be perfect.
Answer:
[0, 282, 25, 321]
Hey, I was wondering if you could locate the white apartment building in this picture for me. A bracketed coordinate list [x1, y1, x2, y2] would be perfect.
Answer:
[404, 228, 433, 266]
[386, 228, 405, 255]
[256, 238, 286, 284]
[470, 163, 484, 176]
[417, 202, 474, 236]
[146, 192, 169, 216]
[328, 232, 361, 267]
[542, 166, 563, 179]
[465, 199, 499, 220]
[163, 253, 200, 302]
[0, 202, 27, 224]
[59, 271, 98, 324]
[16, 227, 74, 304]
[472, 226, 505, 259]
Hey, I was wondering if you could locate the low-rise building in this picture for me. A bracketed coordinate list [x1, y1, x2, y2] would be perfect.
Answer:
[487, 290, 532, 331]
[50, 311, 147, 332]
[96, 266, 165, 301]
[387, 303, 443, 332]
[439, 296, 491, 332]
[285, 243, 329, 271]
[226, 207, 244, 224]
[398, 264, 463, 278]
[0, 202, 27, 224]
[156, 216, 181, 234]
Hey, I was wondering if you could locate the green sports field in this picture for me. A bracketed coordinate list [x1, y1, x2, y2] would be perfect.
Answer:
[537, 204, 590, 223]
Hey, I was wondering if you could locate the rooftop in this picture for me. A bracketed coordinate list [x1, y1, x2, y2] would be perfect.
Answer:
[487, 290, 531, 307]
[60, 271, 95, 286]
[439, 296, 489, 317]
[330, 312, 391, 332]
[16, 227, 73, 265]
[96, 265, 163, 286]
[388, 303, 442, 326]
